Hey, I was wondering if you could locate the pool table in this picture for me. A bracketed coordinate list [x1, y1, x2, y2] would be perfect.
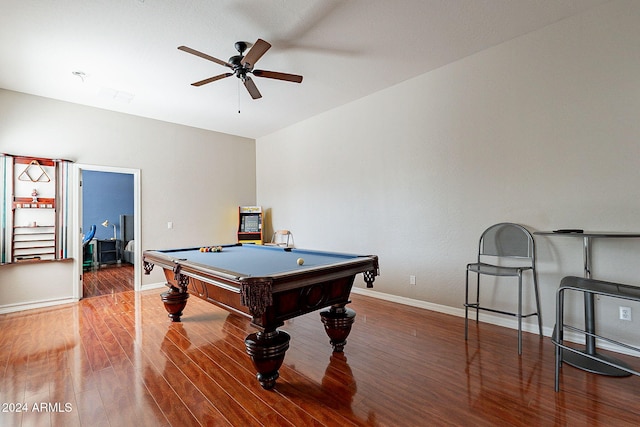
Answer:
[143, 243, 379, 389]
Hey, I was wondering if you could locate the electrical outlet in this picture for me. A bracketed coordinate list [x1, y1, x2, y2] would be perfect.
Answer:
[619, 306, 632, 321]
[409, 275, 416, 285]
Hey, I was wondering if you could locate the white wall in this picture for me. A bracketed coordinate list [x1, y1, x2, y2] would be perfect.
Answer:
[257, 0, 640, 344]
[0, 90, 255, 310]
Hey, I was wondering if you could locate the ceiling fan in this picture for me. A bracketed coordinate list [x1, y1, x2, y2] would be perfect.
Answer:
[178, 39, 303, 99]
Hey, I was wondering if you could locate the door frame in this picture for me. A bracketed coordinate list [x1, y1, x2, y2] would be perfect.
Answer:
[72, 163, 141, 299]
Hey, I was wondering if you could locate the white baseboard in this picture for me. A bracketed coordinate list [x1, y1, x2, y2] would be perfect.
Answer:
[6, 283, 631, 358]
[351, 286, 638, 358]
[0, 283, 165, 315]
[141, 282, 166, 292]
[0, 297, 79, 315]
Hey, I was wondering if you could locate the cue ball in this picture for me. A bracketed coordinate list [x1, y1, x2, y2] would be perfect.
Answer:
[297, 258, 304, 266]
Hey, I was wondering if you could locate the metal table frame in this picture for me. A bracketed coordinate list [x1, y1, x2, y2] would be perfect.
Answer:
[535, 231, 640, 376]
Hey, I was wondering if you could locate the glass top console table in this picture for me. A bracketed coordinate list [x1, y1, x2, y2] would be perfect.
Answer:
[535, 231, 640, 376]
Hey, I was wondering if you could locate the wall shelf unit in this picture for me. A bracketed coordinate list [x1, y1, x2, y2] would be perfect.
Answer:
[12, 225, 56, 262]
[1, 154, 72, 264]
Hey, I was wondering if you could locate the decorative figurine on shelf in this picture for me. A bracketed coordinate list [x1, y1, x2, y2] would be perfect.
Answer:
[31, 188, 38, 203]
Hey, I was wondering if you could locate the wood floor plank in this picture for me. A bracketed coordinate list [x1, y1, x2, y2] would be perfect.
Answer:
[135, 363, 202, 427]
[82, 264, 134, 298]
[75, 388, 110, 427]
[3, 287, 640, 426]
[193, 337, 323, 427]
[155, 314, 291, 426]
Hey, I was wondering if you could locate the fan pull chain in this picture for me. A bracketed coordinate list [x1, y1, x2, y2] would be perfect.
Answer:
[237, 79, 241, 114]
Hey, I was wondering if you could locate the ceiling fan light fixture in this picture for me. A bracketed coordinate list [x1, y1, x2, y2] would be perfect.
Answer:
[177, 38, 302, 101]
[234, 41, 248, 54]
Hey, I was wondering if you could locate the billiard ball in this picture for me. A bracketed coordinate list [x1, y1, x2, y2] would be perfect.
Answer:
[297, 258, 304, 265]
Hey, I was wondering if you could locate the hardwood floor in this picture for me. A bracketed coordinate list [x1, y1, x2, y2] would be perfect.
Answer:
[82, 263, 134, 298]
[1, 290, 640, 426]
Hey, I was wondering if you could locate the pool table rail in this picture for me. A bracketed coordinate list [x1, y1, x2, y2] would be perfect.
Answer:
[144, 250, 378, 322]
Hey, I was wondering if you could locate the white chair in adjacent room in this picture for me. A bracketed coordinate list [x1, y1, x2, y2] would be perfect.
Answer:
[267, 230, 294, 247]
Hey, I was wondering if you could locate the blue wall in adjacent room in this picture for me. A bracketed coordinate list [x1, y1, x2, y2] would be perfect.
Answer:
[82, 171, 134, 240]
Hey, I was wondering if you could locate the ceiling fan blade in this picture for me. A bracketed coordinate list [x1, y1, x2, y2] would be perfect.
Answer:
[253, 69, 303, 83]
[241, 39, 271, 68]
[191, 73, 233, 86]
[243, 76, 262, 99]
[178, 46, 233, 68]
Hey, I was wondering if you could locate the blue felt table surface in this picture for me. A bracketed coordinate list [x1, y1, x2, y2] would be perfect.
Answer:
[159, 244, 362, 277]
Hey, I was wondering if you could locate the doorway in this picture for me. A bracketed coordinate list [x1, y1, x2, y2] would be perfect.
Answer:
[73, 164, 141, 299]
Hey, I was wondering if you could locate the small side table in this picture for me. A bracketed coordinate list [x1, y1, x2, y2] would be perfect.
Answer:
[96, 239, 120, 266]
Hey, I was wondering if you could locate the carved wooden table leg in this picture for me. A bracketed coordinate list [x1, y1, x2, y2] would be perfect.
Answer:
[320, 304, 356, 352]
[160, 286, 189, 322]
[244, 329, 290, 390]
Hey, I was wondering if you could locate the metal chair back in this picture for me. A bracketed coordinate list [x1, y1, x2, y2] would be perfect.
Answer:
[479, 222, 534, 261]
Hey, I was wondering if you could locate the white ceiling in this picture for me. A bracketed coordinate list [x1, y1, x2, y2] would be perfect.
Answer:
[0, 0, 607, 139]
